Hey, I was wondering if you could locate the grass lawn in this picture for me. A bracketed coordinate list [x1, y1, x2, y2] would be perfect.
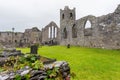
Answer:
[17, 46, 120, 80]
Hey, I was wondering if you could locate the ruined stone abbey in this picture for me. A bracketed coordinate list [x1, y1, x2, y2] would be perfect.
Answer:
[0, 4, 120, 49]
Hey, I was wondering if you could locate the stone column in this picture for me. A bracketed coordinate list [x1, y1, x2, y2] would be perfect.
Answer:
[51, 26, 54, 39]
[53, 26, 55, 38]
[50, 27, 52, 39]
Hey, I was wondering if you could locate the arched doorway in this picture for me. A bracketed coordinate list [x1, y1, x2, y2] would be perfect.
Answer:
[63, 28, 67, 39]
[72, 24, 77, 38]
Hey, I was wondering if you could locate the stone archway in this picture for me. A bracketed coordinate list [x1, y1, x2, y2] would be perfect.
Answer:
[85, 20, 92, 29]
[63, 28, 67, 39]
[84, 20, 92, 36]
[42, 21, 59, 45]
[72, 24, 77, 38]
[48, 26, 58, 39]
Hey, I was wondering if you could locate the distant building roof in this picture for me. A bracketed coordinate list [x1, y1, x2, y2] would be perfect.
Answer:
[25, 27, 40, 32]
[31, 27, 40, 32]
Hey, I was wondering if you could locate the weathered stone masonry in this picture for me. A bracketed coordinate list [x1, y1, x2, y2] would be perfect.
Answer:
[0, 27, 42, 47]
[41, 21, 60, 45]
[60, 5, 120, 49]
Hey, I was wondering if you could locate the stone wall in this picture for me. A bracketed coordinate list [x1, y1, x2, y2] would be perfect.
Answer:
[0, 5, 120, 49]
[23, 27, 42, 46]
[41, 21, 60, 45]
[0, 27, 42, 47]
[0, 32, 23, 47]
[60, 5, 120, 49]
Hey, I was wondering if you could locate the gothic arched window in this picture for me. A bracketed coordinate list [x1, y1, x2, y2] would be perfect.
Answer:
[85, 20, 91, 29]
[63, 28, 67, 39]
[62, 14, 64, 19]
[84, 20, 92, 36]
[72, 24, 77, 38]
[70, 13, 73, 19]
[15, 40, 17, 43]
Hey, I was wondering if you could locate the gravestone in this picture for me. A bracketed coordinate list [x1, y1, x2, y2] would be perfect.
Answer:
[67, 44, 70, 48]
[30, 45, 38, 54]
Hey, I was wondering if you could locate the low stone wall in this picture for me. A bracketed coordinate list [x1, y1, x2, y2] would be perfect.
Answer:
[0, 49, 70, 80]
[0, 61, 70, 80]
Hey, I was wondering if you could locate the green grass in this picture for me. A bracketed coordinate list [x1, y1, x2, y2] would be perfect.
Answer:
[17, 46, 120, 80]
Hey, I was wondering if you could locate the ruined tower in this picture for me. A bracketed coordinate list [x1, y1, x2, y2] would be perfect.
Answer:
[60, 6, 76, 45]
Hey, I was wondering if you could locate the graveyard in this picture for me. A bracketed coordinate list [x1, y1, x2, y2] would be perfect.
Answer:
[0, 1, 120, 80]
[17, 46, 120, 80]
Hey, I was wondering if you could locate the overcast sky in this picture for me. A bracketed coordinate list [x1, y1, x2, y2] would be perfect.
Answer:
[0, 0, 120, 32]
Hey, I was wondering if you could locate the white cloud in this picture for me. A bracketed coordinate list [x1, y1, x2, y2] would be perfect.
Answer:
[0, 0, 120, 32]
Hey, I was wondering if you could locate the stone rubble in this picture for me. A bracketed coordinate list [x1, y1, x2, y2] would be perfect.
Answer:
[0, 49, 70, 80]
[0, 61, 70, 80]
